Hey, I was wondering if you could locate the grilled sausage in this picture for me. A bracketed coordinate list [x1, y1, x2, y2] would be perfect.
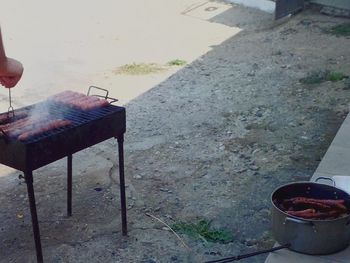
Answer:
[18, 119, 72, 141]
[49, 91, 109, 111]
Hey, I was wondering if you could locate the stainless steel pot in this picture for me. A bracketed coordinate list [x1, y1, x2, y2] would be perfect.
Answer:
[271, 181, 350, 255]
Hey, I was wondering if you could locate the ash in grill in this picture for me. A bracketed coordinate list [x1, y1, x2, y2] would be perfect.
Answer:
[0, 89, 127, 263]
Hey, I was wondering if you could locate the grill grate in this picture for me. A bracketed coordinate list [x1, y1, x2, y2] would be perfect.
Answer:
[0, 101, 125, 171]
[1, 102, 124, 143]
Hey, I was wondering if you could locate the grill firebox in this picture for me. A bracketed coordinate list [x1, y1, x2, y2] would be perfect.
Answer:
[0, 100, 127, 263]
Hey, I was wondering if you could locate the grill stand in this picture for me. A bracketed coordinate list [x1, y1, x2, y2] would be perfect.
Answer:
[25, 171, 43, 263]
[67, 155, 72, 216]
[24, 137, 126, 263]
[117, 134, 127, 236]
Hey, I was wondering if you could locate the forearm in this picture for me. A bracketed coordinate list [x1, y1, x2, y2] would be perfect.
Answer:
[0, 26, 23, 88]
[0, 27, 6, 61]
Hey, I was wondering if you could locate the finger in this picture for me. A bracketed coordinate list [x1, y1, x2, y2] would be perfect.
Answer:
[0, 77, 11, 88]
[1, 76, 21, 88]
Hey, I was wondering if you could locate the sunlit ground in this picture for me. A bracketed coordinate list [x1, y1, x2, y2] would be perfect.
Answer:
[0, 0, 241, 106]
[0, 0, 243, 178]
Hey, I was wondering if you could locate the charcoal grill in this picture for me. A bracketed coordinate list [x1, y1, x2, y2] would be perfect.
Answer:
[0, 93, 126, 263]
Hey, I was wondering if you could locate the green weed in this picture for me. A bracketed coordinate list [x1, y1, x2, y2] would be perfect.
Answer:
[300, 70, 348, 84]
[329, 23, 350, 37]
[327, 72, 348, 82]
[171, 220, 234, 244]
[113, 63, 165, 75]
[168, 59, 187, 66]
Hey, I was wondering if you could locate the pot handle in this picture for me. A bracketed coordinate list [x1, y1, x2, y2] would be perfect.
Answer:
[315, 176, 336, 187]
[284, 217, 317, 232]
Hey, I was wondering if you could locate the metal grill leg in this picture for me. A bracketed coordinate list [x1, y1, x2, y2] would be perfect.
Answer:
[25, 171, 43, 263]
[117, 134, 127, 236]
[67, 154, 72, 216]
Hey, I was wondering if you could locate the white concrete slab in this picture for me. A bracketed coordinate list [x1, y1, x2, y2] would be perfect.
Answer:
[315, 145, 350, 176]
[226, 0, 275, 13]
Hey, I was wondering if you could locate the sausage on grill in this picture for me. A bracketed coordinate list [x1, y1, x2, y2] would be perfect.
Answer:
[18, 119, 72, 141]
[49, 91, 109, 111]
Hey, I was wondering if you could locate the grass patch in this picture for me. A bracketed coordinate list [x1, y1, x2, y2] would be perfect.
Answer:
[327, 72, 348, 82]
[329, 23, 350, 37]
[300, 71, 328, 84]
[171, 220, 234, 244]
[168, 59, 187, 66]
[113, 63, 165, 75]
[300, 70, 348, 84]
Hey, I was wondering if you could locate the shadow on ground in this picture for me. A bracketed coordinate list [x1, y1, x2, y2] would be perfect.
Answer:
[1, 3, 350, 263]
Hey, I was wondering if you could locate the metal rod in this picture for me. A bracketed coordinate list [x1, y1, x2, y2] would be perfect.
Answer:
[204, 244, 290, 263]
[25, 171, 44, 263]
[8, 88, 14, 117]
[67, 154, 72, 217]
[87, 86, 118, 104]
[8, 88, 12, 108]
[88, 85, 109, 99]
[117, 134, 127, 236]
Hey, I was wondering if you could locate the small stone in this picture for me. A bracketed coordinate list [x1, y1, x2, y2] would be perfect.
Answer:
[272, 50, 282, 56]
[247, 72, 255, 77]
[245, 238, 257, 246]
[343, 78, 350, 90]
[252, 63, 259, 70]
[134, 175, 142, 179]
[237, 168, 247, 173]
[300, 20, 312, 26]
[255, 111, 263, 117]
[143, 207, 151, 213]
[16, 212, 24, 219]
[252, 148, 260, 155]
[250, 165, 259, 171]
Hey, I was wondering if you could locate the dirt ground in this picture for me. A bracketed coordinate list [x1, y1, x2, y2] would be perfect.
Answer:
[1, 1, 350, 263]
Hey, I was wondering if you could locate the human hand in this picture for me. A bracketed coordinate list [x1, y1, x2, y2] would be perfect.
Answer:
[0, 57, 24, 88]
